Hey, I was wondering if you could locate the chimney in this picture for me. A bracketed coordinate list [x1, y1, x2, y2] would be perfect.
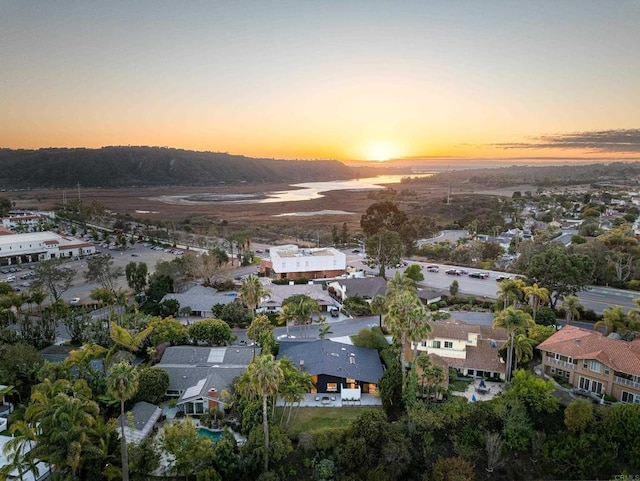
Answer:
[207, 388, 219, 410]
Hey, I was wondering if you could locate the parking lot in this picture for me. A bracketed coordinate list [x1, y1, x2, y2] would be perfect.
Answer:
[54, 243, 182, 304]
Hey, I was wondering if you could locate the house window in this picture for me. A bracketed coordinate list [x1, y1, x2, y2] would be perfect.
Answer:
[604, 366, 610, 375]
[555, 353, 560, 360]
[589, 361, 602, 373]
[621, 391, 640, 404]
[433, 341, 441, 348]
[327, 383, 338, 392]
[579, 377, 603, 394]
[420, 341, 427, 347]
[444, 341, 453, 349]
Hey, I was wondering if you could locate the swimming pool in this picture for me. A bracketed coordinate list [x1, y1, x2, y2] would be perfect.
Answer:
[197, 428, 223, 441]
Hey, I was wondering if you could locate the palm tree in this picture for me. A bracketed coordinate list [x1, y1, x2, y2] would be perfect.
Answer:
[562, 295, 583, 327]
[386, 271, 417, 298]
[282, 294, 319, 338]
[512, 333, 535, 370]
[240, 274, 270, 321]
[106, 362, 140, 481]
[522, 283, 549, 322]
[370, 295, 387, 329]
[245, 354, 284, 472]
[625, 298, 640, 333]
[595, 306, 627, 336]
[496, 279, 525, 310]
[384, 290, 430, 380]
[0, 420, 40, 481]
[108, 321, 153, 365]
[25, 381, 100, 478]
[278, 357, 313, 428]
[493, 307, 534, 382]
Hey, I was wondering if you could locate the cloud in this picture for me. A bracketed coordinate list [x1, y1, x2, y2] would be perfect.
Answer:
[494, 128, 640, 153]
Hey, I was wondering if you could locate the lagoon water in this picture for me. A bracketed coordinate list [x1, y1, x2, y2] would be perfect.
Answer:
[148, 174, 433, 206]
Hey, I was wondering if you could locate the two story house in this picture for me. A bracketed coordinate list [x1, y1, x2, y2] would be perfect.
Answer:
[537, 325, 640, 403]
[411, 318, 508, 381]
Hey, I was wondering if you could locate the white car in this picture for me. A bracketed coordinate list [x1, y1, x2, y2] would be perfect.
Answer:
[70, 297, 81, 304]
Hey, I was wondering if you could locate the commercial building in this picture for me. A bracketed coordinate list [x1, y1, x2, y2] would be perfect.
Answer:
[0, 231, 95, 266]
[260, 244, 346, 280]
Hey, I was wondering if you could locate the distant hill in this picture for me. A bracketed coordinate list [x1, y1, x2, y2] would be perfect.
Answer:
[0, 147, 359, 188]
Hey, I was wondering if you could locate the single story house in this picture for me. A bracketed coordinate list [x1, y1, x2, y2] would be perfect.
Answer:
[327, 277, 387, 303]
[157, 345, 254, 415]
[161, 285, 239, 318]
[278, 339, 384, 398]
[257, 283, 336, 314]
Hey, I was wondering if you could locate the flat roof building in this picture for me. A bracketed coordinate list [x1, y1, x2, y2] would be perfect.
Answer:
[0, 231, 95, 266]
[261, 244, 346, 280]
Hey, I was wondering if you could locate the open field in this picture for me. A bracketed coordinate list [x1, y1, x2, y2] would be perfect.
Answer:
[283, 406, 380, 438]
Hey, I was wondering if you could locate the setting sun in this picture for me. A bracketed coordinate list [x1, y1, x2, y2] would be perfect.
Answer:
[363, 141, 401, 162]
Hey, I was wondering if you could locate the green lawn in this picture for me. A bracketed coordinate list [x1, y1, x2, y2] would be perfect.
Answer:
[449, 377, 472, 393]
[284, 406, 381, 438]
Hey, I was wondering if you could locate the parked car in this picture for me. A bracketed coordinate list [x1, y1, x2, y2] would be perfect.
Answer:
[329, 307, 340, 318]
[469, 272, 489, 279]
[445, 269, 459, 275]
[426, 265, 439, 272]
[70, 297, 81, 305]
[496, 275, 511, 282]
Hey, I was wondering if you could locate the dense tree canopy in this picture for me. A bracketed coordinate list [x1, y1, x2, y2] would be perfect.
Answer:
[525, 243, 594, 308]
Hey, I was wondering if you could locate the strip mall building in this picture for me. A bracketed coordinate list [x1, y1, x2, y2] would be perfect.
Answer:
[0, 232, 95, 266]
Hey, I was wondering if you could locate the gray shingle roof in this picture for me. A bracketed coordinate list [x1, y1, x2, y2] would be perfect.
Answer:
[333, 277, 387, 299]
[278, 340, 384, 384]
[158, 346, 255, 398]
[259, 284, 334, 308]
[161, 285, 238, 313]
[117, 401, 162, 444]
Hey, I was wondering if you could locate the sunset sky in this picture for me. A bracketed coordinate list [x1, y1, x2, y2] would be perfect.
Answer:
[1, 1, 639, 162]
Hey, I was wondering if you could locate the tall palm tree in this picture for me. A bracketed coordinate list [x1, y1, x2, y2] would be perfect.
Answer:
[240, 275, 270, 321]
[496, 279, 525, 310]
[522, 283, 549, 322]
[512, 333, 535, 370]
[370, 294, 387, 328]
[562, 295, 583, 327]
[595, 306, 627, 335]
[384, 290, 430, 380]
[245, 354, 284, 473]
[493, 307, 534, 382]
[278, 357, 313, 427]
[386, 271, 417, 298]
[106, 362, 140, 481]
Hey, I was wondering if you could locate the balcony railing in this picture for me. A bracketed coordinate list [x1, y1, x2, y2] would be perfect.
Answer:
[545, 357, 577, 370]
[614, 376, 640, 390]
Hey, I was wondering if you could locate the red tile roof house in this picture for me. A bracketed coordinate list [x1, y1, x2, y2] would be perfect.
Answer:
[537, 325, 640, 403]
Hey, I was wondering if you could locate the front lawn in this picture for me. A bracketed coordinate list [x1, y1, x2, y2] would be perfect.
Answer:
[284, 406, 381, 438]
